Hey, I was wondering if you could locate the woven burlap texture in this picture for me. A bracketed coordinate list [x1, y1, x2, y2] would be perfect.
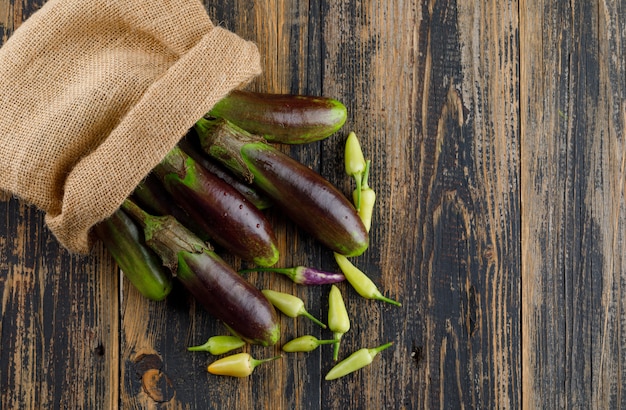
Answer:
[0, 0, 261, 253]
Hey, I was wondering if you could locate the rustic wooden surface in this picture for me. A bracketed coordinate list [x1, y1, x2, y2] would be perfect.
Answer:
[1, 0, 624, 408]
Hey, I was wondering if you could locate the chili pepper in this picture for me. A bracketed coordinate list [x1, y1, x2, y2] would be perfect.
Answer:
[344, 131, 367, 209]
[328, 285, 350, 360]
[261, 289, 327, 328]
[239, 266, 345, 285]
[282, 335, 338, 353]
[353, 160, 376, 232]
[207, 353, 281, 378]
[187, 335, 246, 355]
[324, 342, 393, 380]
[333, 253, 402, 306]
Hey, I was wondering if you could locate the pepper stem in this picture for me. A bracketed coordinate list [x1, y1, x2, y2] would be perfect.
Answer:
[361, 160, 372, 190]
[187, 340, 212, 352]
[373, 290, 402, 307]
[302, 311, 327, 328]
[250, 355, 282, 370]
[354, 172, 362, 210]
[370, 342, 394, 356]
[332, 332, 344, 361]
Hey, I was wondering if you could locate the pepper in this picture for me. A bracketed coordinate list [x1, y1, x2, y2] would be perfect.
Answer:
[207, 353, 281, 377]
[333, 253, 401, 306]
[240, 266, 345, 285]
[344, 131, 367, 209]
[328, 285, 350, 360]
[262, 289, 327, 328]
[187, 335, 246, 355]
[324, 342, 393, 380]
[282, 335, 338, 353]
[353, 160, 376, 232]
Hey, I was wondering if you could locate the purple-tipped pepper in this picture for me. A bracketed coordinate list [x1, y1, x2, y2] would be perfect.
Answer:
[207, 353, 281, 377]
[282, 335, 338, 353]
[262, 289, 326, 328]
[121, 199, 280, 346]
[153, 145, 279, 267]
[325, 342, 393, 380]
[187, 335, 246, 355]
[334, 253, 401, 306]
[328, 285, 350, 360]
[239, 266, 345, 285]
[195, 117, 369, 257]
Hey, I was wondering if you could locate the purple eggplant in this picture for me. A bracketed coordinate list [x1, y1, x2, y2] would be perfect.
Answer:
[209, 90, 347, 144]
[178, 137, 273, 210]
[121, 199, 280, 346]
[94, 209, 172, 301]
[194, 118, 369, 257]
[153, 145, 279, 267]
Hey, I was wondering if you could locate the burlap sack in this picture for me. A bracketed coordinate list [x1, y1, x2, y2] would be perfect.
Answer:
[0, 0, 261, 253]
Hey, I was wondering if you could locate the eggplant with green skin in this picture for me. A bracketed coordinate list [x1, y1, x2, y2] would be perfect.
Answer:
[121, 199, 281, 346]
[209, 90, 348, 144]
[153, 145, 279, 267]
[195, 117, 369, 257]
[178, 136, 272, 210]
[94, 209, 172, 301]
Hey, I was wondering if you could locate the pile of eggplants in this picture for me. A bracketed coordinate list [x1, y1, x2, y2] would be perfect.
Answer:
[94, 90, 367, 347]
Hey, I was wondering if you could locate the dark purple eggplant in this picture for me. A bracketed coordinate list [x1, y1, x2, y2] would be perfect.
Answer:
[178, 137, 273, 210]
[209, 90, 347, 144]
[121, 199, 280, 346]
[94, 209, 172, 301]
[194, 117, 369, 257]
[153, 145, 279, 267]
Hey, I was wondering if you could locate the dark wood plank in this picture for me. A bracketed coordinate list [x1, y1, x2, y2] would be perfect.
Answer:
[520, 0, 626, 407]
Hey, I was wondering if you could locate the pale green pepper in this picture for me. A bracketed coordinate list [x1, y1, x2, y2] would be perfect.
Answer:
[344, 131, 367, 209]
[207, 353, 281, 377]
[328, 285, 350, 360]
[187, 335, 246, 355]
[325, 342, 393, 380]
[352, 160, 376, 232]
[282, 335, 338, 352]
[334, 253, 401, 306]
[262, 289, 327, 328]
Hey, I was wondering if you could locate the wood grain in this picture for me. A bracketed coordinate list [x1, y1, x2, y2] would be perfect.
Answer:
[521, 0, 626, 408]
[1, 0, 624, 408]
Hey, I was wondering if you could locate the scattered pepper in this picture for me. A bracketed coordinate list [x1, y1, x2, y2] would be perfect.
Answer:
[333, 253, 401, 306]
[344, 131, 367, 209]
[325, 342, 393, 380]
[239, 266, 345, 285]
[282, 335, 338, 353]
[328, 285, 350, 360]
[207, 353, 281, 377]
[262, 289, 327, 328]
[187, 335, 246, 355]
[353, 160, 376, 232]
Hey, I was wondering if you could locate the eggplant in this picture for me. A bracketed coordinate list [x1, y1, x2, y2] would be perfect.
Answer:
[194, 117, 369, 257]
[121, 199, 281, 346]
[178, 137, 273, 210]
[94, 209, 172, 301]
[209, 90, 347, 144]
[153, 146, 279, 267]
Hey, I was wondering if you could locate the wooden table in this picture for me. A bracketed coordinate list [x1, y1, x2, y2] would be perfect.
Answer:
[1, 0, 625, 408]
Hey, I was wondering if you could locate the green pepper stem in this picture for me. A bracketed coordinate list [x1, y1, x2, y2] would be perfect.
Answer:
[370, 342, 394, 355]
[373, 290, 402, 306]
[333, 332, 344, 361]
[361, 160, 372, 190]
[251, 355, 282, 369]
[302, 311, 327, 328]
[187, 341, 212, 352]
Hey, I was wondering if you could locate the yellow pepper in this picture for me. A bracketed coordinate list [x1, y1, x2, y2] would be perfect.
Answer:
[334, 253, 401, 306]
[328, 285, 350, 360]
[207, 353, 281, 377]
[325, 342, 393, 380]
